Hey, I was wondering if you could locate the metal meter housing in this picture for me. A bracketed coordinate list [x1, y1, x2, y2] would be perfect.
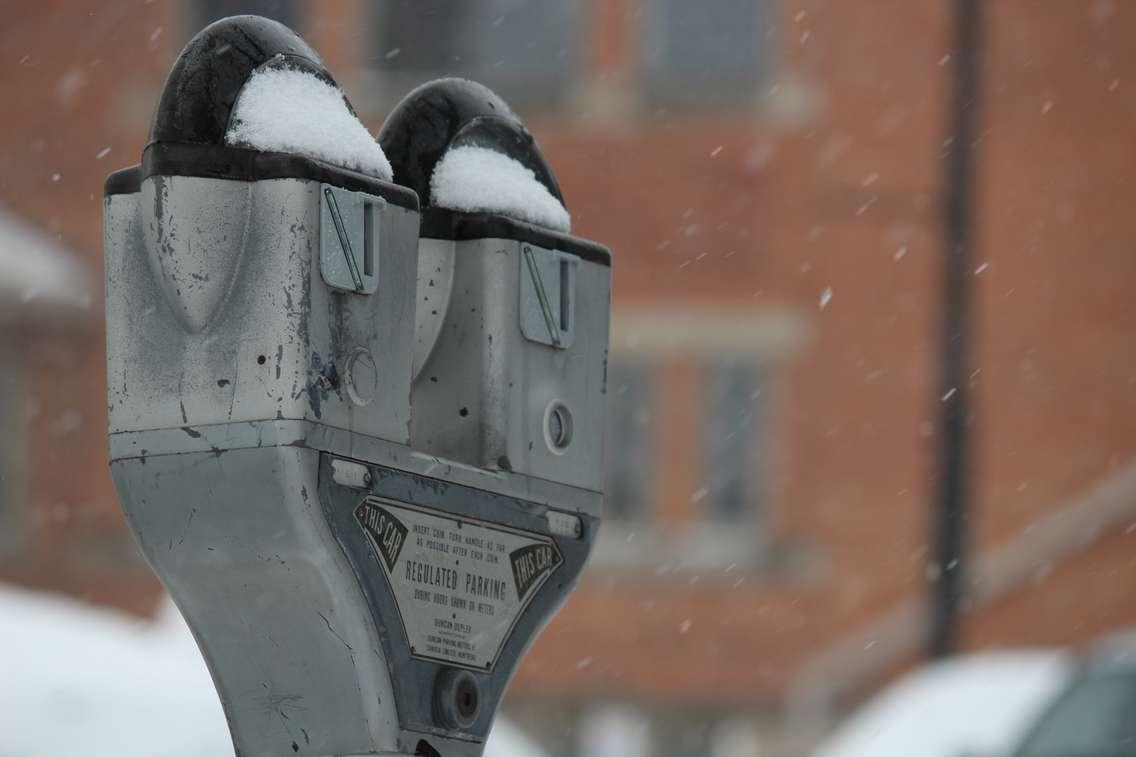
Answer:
[105, 16, 611, 757]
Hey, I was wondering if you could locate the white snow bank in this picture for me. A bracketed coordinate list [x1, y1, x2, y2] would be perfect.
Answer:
[0, 205, 91, 312]
[226, 64, 392, 180]
[0, 583, 230, 757]
[0, 583, 545, 757]
[430, 145, 571, 232]
[812, 651, 1072, 757]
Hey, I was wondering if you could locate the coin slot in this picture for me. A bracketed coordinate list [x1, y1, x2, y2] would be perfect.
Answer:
[559, 258, 571, 332]
[363, 200, 375, 277]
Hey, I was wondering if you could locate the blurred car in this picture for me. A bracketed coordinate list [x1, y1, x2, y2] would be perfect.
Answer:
[1009, 631, 1136, 757]
[815, 632, 1136, 757]
[812, 651, 1075, 757]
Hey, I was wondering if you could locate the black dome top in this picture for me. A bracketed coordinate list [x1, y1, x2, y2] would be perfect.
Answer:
[117, 15, 417, 210]
[149, 15, 332, 146]
[378, 78, 565, 209]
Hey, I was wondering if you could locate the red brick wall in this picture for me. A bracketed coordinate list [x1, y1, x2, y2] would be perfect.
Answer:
[2, 0, 1135, 711]
[972, 0, 1136, 551]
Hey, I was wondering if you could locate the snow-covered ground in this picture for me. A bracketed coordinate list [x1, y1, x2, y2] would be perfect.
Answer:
[812, 651, 1073, 757]
[0, 205, 91, 312]
[0, 583, 544, 757]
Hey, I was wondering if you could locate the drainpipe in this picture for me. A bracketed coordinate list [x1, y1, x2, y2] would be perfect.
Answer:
[930, 0, 984, 659]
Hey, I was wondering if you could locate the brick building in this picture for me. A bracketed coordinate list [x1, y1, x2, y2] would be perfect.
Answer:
[2, 2, 1136, 756]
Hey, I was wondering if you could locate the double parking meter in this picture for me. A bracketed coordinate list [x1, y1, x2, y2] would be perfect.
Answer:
[104, 16, 610, 757]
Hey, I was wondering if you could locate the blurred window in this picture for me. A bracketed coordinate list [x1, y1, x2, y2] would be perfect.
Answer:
[604, 360, 654, 522]
[1013, 671, 1136, 757]
[191, 0, 299, 31]
[642, 0, 770, 108]
[702, 359, 765, 523]
[371, 0, 583, 108]
[0, 354, 23, 556]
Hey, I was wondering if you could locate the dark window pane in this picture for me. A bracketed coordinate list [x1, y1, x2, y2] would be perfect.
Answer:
[702, 359, 764, 522]
[643, 0, 769, 107]
[373, 0, 581, 108]
[0, 362, 18, 553]
[604, 361, 654, 521]
[192, 0, 299, 31]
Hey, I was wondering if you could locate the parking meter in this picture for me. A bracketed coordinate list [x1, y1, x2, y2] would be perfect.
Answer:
[104, 15, 610, 757]
[378, 77, 611, 498]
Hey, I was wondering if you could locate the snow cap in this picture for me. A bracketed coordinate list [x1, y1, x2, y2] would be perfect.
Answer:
[225, 61, 393, 179]
[148, 15, 391, 180]
[380, 78, 570, 230]
[430, 145, 570, 232]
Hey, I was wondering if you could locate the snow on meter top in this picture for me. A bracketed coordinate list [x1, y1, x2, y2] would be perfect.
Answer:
[103, 16, 611, 757]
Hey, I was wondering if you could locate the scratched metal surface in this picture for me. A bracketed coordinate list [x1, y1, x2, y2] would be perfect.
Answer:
[409, 236, 611, 493]
[108, 419, 603, 520]
[105, 172, 609, 757]
[104, 176, 419, 442]
[112, 445, 401, 756]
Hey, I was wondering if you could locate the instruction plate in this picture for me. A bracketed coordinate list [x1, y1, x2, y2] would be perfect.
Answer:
[355, 497, 563, 671]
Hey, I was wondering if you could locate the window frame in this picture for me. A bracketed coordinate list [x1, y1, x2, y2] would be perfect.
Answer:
[363, 0, 586, 114]
[590, 308, 805, 575]
[639, 0, 773, 110]
[187, 0, 301, 33]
